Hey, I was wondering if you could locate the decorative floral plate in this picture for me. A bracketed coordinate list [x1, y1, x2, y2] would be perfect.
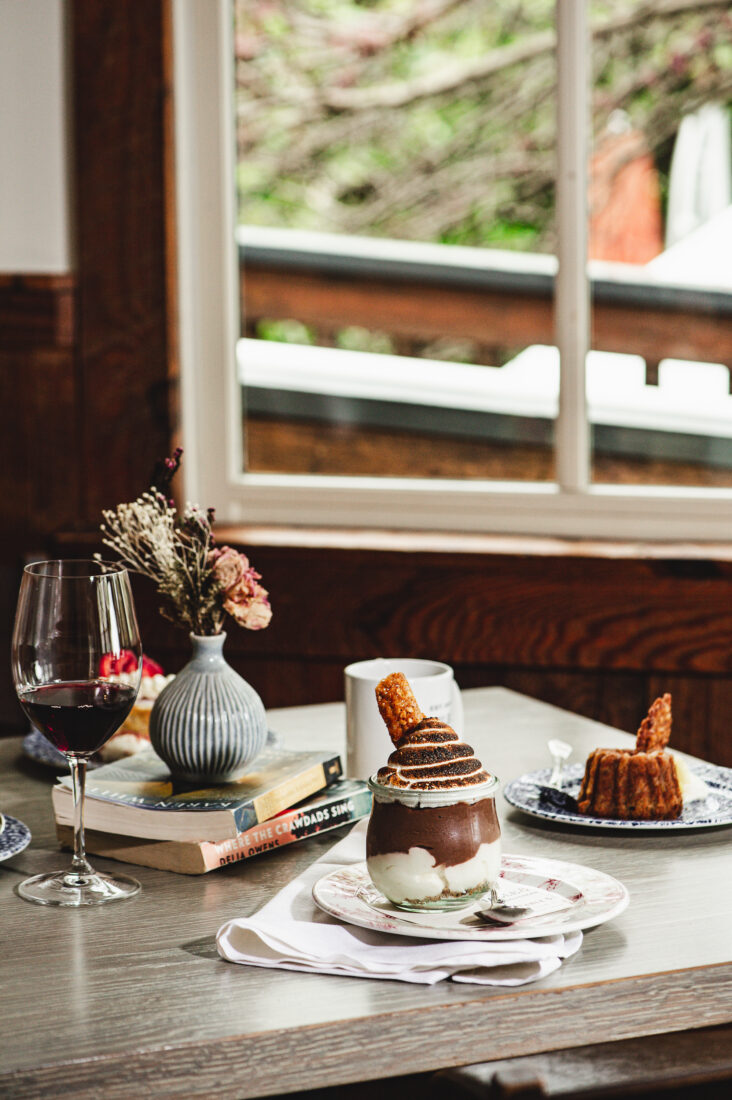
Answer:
[22, 726, 283, 773]
[22, 729, 100, 772]
[312, 855, 629, 941]
[503, 761, 732, 830]
[0, 815, 32, 862]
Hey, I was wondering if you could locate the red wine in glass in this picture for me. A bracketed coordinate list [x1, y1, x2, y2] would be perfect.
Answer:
[11, 559, 143, 907]
[19, 681, 138, 756]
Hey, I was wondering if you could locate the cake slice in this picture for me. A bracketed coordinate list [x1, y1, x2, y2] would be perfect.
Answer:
[577, 694, 683, 820]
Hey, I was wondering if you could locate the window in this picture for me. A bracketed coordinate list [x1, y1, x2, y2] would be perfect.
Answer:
[233, 0, 559, 486]
[174, 0, 732, 539]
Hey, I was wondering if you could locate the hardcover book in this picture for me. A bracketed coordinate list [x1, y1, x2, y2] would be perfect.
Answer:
[56, 779, 372, 874]
[51, 744, 342, 842]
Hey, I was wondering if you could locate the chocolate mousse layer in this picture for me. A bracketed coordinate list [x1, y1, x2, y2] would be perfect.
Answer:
[366, 796, 500, 867]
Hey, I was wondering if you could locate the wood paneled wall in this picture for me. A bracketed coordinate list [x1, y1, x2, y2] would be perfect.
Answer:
[52, 531, 729, 769]
[212, 537, 732, 768]
[0, 3, 174, 548]
[70, 0, 177, 521]
[0, 1, 175, 726]
[0, 275, 81, 724]
[0, 276, 78, 546]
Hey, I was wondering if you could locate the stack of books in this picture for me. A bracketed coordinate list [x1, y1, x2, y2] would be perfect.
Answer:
[52, 741, 371, 874]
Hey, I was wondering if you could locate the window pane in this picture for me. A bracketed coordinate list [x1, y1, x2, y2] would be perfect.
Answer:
[234, 0, 558, 482]
[588, 2, 732, 489]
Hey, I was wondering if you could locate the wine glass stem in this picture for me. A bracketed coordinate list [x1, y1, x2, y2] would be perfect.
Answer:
[68, 755, 93, 878]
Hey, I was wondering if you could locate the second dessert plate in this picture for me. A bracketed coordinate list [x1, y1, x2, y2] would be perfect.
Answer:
[22, 729, 101, 771]
[312, 854, 629, 941]
[0, 815, 32, 862]
[503, 761, 732, 830]
[22, 726, 283, 772]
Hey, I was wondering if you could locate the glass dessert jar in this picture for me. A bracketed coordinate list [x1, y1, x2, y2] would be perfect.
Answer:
[366, 774, 501, 912]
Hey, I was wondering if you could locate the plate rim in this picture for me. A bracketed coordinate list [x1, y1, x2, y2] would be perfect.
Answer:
[0, 814, 32, 862]
[22, 729, 88, 771]
[22, 726, 282, 772]
[503, 762, 732, 831]
[312, 854, 629, 941]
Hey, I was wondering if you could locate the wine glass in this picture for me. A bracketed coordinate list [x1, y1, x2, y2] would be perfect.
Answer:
[12, 560, 143, 906]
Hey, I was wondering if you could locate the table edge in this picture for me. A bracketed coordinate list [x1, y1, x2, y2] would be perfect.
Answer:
[4, 962, 732, 1099]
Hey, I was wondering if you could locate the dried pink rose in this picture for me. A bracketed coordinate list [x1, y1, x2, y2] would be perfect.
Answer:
[223, 564, 258, 603]
[209, 546, 272, 631]
[209, 546, 247, 591]
[224, 589, 272, 630]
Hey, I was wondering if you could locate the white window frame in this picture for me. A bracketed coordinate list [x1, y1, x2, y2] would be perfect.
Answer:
[173, 0, 732, 540]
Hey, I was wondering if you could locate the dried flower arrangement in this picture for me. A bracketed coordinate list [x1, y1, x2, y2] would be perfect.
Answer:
[99, 449, 271, 636]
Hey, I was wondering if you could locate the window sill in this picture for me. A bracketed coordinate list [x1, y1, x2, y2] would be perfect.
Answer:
[214, 524, 732, 563]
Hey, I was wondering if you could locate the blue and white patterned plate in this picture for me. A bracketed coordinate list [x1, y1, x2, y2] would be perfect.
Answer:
[0, 815, 32, 861]
[22, 726, 283, 773]
[503, 761, 732, 830]
[22, 729, 88, 772]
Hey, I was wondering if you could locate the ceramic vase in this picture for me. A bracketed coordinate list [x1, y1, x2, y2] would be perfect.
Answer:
[149, 632, 267, 783]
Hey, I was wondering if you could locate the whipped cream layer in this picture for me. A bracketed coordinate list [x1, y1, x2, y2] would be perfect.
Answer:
[367, 841, 501, 906]
[673, 754, 711, 803]
[113, 671, 175, 701]
[376, 717, 490, 790]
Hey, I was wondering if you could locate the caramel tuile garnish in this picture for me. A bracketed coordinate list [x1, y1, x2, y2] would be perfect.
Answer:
[375, 672, 425, 746]
[635, 693, 672, 752]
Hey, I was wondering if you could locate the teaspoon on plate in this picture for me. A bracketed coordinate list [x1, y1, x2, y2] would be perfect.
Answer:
[474, 887, 533, 924]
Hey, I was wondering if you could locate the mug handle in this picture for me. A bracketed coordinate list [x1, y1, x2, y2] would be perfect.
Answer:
[451, 679, 464, 736]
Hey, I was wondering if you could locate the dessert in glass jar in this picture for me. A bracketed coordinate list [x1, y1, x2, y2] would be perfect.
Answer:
[365, 672, 501, 912]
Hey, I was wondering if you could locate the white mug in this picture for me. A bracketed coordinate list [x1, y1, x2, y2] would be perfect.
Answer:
[344, 657, 464, 781]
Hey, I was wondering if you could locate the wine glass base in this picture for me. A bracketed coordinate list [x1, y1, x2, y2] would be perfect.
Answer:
[17, 869, 141, 907]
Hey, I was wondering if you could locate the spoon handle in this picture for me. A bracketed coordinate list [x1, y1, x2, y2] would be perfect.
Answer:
[548, 738, 573, 786]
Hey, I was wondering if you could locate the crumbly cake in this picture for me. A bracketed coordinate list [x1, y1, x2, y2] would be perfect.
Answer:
[577, 694, 682, 820]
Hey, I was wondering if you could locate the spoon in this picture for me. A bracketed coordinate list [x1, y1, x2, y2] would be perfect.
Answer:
[475, 887, 532, 924]
[476, 905, 531, 925]
[548, 738, 573, 787]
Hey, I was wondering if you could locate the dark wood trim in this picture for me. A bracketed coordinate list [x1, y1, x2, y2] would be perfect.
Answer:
[161, 0, 182, 461]
[0, 274, 74, 350]
[70, 0, 177, 524]
[0, 276, 80, 727]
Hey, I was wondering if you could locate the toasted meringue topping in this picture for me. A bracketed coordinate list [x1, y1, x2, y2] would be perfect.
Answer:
[376, 718, 490, 790]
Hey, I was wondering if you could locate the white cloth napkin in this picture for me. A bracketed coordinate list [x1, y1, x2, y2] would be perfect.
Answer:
[216, 821, 582, 985]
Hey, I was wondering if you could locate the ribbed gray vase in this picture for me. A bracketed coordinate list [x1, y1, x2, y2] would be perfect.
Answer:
[149, 633, 267, 783]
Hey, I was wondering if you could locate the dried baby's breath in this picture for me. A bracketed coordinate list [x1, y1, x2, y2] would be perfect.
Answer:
[100, 489, 224, 634]
[99, 451, 270, 635]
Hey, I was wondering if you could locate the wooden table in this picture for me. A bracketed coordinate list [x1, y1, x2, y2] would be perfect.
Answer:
[1, 688, 731, 1099]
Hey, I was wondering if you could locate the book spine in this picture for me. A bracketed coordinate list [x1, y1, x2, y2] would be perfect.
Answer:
[242, 753, 342, 830]
[202, 784, 371, 870]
